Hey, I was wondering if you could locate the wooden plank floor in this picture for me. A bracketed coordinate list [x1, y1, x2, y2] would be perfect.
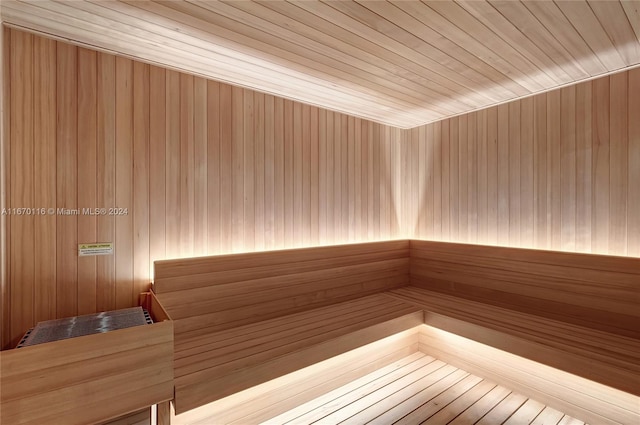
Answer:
[263, 352, 587, 425]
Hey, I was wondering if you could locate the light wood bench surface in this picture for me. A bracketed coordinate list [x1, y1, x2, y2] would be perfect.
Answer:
[401, 240, 640, 397]
[153, 241, 419, 414]
[153, 239, 640, 420]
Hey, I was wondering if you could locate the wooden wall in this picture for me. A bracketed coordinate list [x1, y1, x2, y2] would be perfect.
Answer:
[4, 27, 639, 349]
[1, 24, 9, 351]
[406, 68, 640, 258]
[1, 29, 405, 349]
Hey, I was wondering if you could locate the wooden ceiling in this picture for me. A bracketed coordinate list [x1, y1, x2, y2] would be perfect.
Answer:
[2, 1, 640, 128]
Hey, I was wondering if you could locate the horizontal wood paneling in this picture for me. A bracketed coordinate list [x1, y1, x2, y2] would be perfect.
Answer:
[416, 323, 639, 425]
[0, 321, 173, 425]
[154, 240, 410, 337]
[171, 329, 420, 425]
[408, 240, 640, 339]
[2, 29, 405, 349]
[409, 67, 640, 258]
[3, 0, 640, 128]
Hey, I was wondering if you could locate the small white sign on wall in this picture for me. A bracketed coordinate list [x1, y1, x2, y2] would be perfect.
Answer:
[78, 243, 113, 256]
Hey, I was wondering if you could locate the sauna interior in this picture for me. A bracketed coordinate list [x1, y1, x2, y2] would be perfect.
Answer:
[1, 1, 639, 425]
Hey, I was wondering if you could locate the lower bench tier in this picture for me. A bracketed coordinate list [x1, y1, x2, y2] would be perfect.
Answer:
[169, 324, 639, 425]
[172, 294, 423, 413]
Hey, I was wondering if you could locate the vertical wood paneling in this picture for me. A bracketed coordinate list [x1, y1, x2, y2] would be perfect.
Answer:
[497, 105, 509, 246]
[432, 122, 442, 241]
[508, 101, 521, 246]
[219, 83, 232, 252]
[5, 29, 407, 345]
[449, 117, 459, 242]
[165, 70, 180, 260]
[547, 90, 562, 251]
[264, 94, 275, 249]
[77, 48, 97, 315]
[243, 88, 255, 251]
[8, 29, 640, 347]
[56, 41, 77, 319]
[534, 93, 548, 249]
[293, 102, 303, 246]
[133, 62, 150, 304]
[467, 114, 477, 243]
[207, 80, 220, 254]
[254, 92, 265, 250]
[194, 77, 208, 255]
[180, 74, 195, 257]
[32, 36, 56, 323]
[441, 120, 450, 241]
[341, 115, 349, 238]
[520, 97, 534, 248]
[10, 30, 35, 344]
[273, 97, 284, 248]
[458, 115, 468, 241]
[284, 99, 294, 247]
[149, 66, 166, 276]
[411, 69, 638, 259]
[96, 52, 116, 312]
[476, 110, 487, 243]
[629, 69, 640, 257]
[592, 76, 610, 254]
[486, 107, 498, 245]
[179, 74, 195, 257]
[560, 86, 577, 251]
[115, 57, 133, 309]
[310, 107, 319, 245]
[576, 82, 592, 253]
[1, 27, 10, 349]
[609, 72, 629, 255]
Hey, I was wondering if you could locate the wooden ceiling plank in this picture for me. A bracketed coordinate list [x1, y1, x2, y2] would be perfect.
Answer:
[4, 1, 423, 127]
[589, 0, 640, 66]
[234, 0, 495, 107]
[419, 0, 553, 92]
[198, 0, 470, 113]
[522, 1, 607, 75]
[353, 0, 521, 101]
[63, 0, 411, 117]
[106, 0, 435, 125]
[555, 0, 626, 71]
[191, 0, 490, 114]
[298, 0, 527, 103]
[290, 0, 504, 117]
[305, 0, 517, 102]
[151, 0, 442, 116]
[266, 0, 514, 108]
[489, 1, 592, 81]
[621, 1, 640, 43]
[147, 0, 458, 119]
[455, 0, 575, 84]
[327, 1, 502, 106]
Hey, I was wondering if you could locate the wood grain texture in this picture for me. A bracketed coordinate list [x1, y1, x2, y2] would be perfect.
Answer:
[409, 240, 640, 339]
[0, 321, 173, 425]
[154, 241, 416, 413]
[171, 329, 419, 425]
[4, 29, 406, 347]
[415, 322, 638, 425]
[1, 26, 10, 351]
[4, 0, 640, 127]
[411, 68, 640, 259]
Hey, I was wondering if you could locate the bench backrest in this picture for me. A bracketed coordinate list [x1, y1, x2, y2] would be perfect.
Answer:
[154, 240, 410, 339]
[410, 240, 640, 339]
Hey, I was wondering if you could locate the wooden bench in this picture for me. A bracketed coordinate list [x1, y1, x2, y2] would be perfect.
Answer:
[387, 240, 640, 425]
[153, 239, 639, 424]
[153, 240, 423, 415]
